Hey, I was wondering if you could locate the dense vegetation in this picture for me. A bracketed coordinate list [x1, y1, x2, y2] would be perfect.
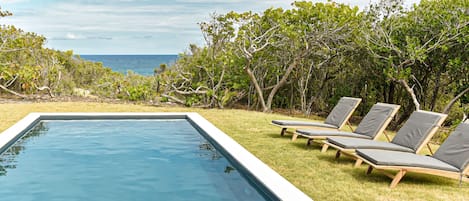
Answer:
[0, 7, 158, 101]
[161, 0, 468, 126]
[0, 0, 468, 126]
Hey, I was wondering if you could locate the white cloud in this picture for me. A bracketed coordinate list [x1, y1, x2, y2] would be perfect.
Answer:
[1, 0, 421, 54]
[65, 33, 81, 40]
[0, 0, 29, 4]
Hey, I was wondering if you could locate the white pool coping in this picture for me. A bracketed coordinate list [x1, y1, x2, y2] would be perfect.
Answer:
[0, 112, 313, 201]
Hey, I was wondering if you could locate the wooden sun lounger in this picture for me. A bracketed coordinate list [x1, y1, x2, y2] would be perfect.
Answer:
[270, 97, 361, 140]
[355, 122, 469, 188]
[321, 110, 448, 166]
[360, 155, 469, 188]
[294, 103, 400, 147]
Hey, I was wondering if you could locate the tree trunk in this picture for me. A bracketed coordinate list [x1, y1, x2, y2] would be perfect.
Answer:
[398, 79, 420, 111]
[430, 73, 441, 111]
[290, 82, 295, 112]
[388, 82, 395, 103]
[442, 86, 469, 114]
[36, 86, 55, 98]
[394, 108, 412, 130]
[306, 71, 329, 115]
[0, 84, 28, 98]
[161, 94, 185, 105]
[265, 59, 299, 112]
[244, 66, 268, 112]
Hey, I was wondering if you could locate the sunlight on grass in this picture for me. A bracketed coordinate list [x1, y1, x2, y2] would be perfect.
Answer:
[0, 102, 467, 200]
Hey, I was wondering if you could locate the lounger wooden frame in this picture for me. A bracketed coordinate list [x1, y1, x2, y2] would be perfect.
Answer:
[270, 123, 341, 138]
[271, 97, 361, 140]
[320, 111, 448, 166]
[359, 156, 469, 188]
[296, 103, 400, 146]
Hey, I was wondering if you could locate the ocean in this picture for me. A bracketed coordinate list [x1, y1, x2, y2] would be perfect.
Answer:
[79, 55, 178, 76]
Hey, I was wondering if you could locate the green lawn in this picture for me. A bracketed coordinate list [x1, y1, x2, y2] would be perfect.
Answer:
[0, 102, 467, 200]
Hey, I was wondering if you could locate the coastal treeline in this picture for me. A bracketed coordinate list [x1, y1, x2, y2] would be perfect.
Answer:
[0, 0, 468, 126]
[0, 8, 158, 101]
[161, 0, 468, 125]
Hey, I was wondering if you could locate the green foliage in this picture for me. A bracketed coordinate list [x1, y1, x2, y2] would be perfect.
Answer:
[0, 23, 159, 101]
[159, 0, 467, 126]
[0, 6, 12, 17]
[118, 72, 158, 101]
[363, 0, 468, 123]
[162, 44, 248, 107]
[1, 1, 467, 127]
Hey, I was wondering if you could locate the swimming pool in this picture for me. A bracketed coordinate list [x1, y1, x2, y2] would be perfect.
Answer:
[0, 113, 312, 201]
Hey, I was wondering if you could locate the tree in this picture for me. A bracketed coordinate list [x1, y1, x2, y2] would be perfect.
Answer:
[0, 6, 12, 18]
[364, 0, 468, 114]
[161, 14, 248, 108]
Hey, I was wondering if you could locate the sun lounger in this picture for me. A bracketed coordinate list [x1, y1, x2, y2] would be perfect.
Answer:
[271, 97, 361, 139]
[355, 122, 469, 188]
[322, 110, 447, 166]
[294, 103, 400, 145]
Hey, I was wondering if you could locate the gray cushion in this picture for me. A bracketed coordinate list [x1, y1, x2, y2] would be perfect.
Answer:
[433, 123, 469, 171]
[354, 104, 399, 138]
[357, 149, 460, 172]
[391, 111, 443, 152]
[323, 97, 361, 127]
[296, 129, 372, 139]
[271, 120, 338, 129]
[327, 137, 414, 152]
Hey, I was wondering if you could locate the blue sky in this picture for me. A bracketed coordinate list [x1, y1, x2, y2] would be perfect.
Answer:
[0, 0, 420, 55]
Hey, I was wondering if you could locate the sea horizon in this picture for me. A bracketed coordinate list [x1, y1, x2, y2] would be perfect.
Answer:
[79, 54, 178, 76]
[78, 54, 178, 56]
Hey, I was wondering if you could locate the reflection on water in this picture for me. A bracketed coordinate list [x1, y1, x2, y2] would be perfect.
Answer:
[198, 141, 222, 160]
[0, 120, 268, 201]
[198, 141, 237, 174]
[1, 123, 235, 176]
[224, 165, 236, 174]
[0, 122, 48, 176]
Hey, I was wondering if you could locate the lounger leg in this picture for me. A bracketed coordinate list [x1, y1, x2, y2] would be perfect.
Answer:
[280, 128, 287, 136]
[354, 159, 363, 167]
[460, 174, 463, 187]
[390, 170, 407, 188]
[426, 143, 434, 155]
[346, 121, 354, 131]
[335, 150, 341, 159]
[366, 166, 373, 175]
[321, 144, 329, 153]
[383, 130, 392, 142]
[291, 133, 298, 141]
[307, 139, 313, 146]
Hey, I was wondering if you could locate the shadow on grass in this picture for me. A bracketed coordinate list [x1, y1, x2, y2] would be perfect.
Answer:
[316, 153, 357, 165]
[346, 166, 466, 188]
[288, 141, 324, 150]
[265, 133, 292, 139]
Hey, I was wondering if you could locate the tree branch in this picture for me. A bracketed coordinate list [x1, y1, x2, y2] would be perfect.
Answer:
[397, 79, 420, 111]
[442, 86, 469, 114]
[0, 83, 28, 98]
[161, 94, 185, 105]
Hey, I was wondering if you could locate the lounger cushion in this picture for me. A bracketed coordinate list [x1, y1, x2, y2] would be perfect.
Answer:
[433, 123, 469, 171]
[324, 97, 361, 128]
[271, 120, 338, 129]
[327, 137, 414, 152]
[354, 104, 398, 138]
[391, 111, 443, 152]
[296, 129, 372, 139]
[356, 149, 460, 172]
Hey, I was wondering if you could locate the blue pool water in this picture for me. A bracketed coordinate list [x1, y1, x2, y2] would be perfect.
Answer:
[0, 120, 269, 201]
[79, 55, 178, 75]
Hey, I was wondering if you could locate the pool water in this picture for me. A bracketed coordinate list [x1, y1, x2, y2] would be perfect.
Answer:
[0, 120, 269, 201]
